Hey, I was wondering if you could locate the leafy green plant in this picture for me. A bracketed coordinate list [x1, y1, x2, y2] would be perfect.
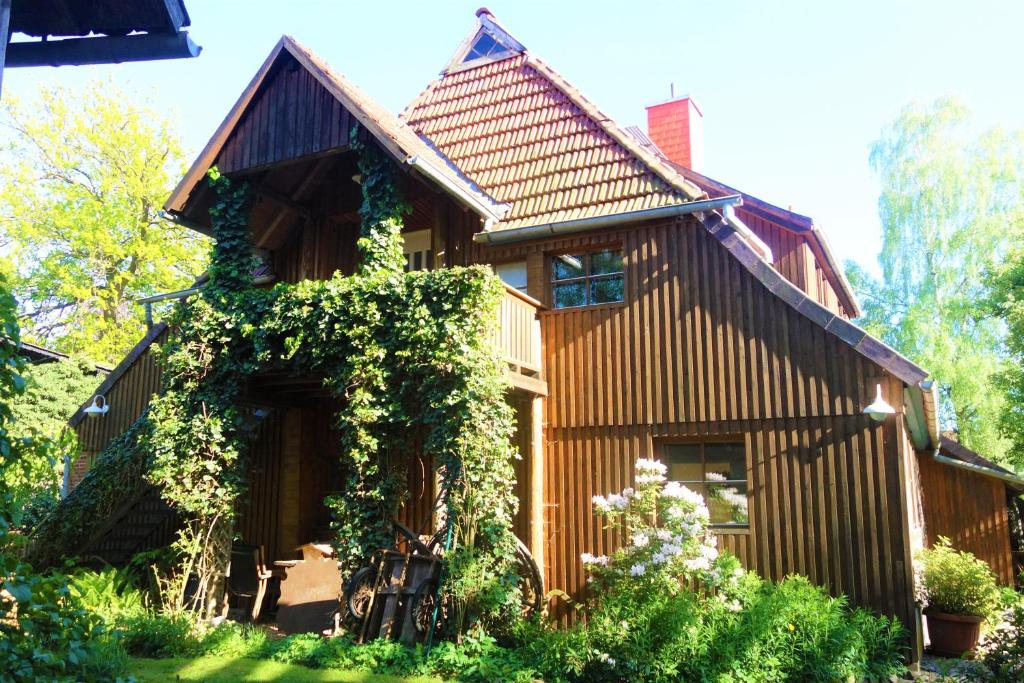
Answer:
[115, 611, 205, 658]
[70, 567, 148, 623]
[916, 537, 999, 616]
[979, 602, 1024, 682]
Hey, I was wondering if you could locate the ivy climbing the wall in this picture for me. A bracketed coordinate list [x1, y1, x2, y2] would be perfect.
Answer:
[133, 126, 522, 631]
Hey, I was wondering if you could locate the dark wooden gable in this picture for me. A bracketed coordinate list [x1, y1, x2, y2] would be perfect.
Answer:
[217, 54, 359, 174]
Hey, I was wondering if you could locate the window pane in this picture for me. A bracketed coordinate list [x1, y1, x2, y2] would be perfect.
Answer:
[704, 443, 746, 482]
[590, 276, 624, 304]
[466, 33, 499, 60]
[553, 282, 586, 308]
[590, 249, 623, 275]
[666, 444, 703, 482]
[553, 254, 585, 281]
[495, 262, 528, 292]
[707, 483, 749, 525]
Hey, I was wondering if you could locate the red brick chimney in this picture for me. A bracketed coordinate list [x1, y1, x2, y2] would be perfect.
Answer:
[646, 96, 703, 171]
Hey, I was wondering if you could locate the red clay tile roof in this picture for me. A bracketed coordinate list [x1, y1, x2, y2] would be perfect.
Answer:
[403, 52, 705, 231]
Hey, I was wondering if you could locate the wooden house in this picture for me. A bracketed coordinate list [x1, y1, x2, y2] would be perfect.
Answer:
[63, 9, 1017, 661]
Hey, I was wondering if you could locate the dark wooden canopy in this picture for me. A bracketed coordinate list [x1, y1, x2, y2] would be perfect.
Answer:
[0, 0, 199, 95]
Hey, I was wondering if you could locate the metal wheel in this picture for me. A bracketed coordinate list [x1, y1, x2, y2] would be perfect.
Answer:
[411, 577, 446, 635]
[344, 566, 377, 625]
[513, 536, 544, 617]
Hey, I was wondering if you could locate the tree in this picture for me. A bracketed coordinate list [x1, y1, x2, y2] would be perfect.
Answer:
[988, 245, 1024, 468]
[846, 97, 1024, 465]
[6, 357, 102, 514]
[0, 82, 209, 365]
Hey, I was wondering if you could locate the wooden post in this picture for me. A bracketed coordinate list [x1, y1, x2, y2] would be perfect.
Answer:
[529, 395, 545, 588]
[278, 408, 303, 555]
[0, 0, 11, 99]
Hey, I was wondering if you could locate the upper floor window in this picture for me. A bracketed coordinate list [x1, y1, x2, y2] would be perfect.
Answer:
[551, 249, 624, 309]
[495, 261, 528, 295]
[664, 441, 749, 527]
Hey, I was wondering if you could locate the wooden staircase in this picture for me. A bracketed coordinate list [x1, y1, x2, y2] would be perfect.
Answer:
[77, 486, 179, 567]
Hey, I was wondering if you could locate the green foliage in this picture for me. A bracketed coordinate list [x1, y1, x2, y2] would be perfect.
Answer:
[70, 567, 148, 622]
[26, 415, 152, 569]
[916, 537, 999, 617]
[847, 97, 1024, 465]
[979, 601, 1024, 682]
[0, 276, 123, 682]
[142, 136, 519, 628]
[0, 82, 210, 365]
[519, 574, 906, 682]
[988, 244, 1024, 467]
[5, 355, 101, 514]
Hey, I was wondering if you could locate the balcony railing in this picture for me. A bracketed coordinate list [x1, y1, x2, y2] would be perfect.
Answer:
[493, 285, 546, 395]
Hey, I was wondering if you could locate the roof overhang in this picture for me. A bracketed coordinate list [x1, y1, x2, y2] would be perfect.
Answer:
[165, 35, 506, 227]
[5, 0, 199, 69]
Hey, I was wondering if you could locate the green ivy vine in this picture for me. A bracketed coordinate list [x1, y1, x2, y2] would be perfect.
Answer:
[56, 127, 525, 630]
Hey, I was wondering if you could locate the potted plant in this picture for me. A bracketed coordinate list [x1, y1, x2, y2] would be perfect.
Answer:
[916, 537, 998, 657]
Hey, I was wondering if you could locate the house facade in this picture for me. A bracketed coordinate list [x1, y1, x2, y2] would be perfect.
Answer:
[63, 9, 1002, 662]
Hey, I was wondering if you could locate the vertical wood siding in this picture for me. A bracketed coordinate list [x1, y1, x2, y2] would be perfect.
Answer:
[918, 454, 1015, 585]
[73, 326, 168, 477]
[469, 217, 915, 630]
[217, 58, 357, 174]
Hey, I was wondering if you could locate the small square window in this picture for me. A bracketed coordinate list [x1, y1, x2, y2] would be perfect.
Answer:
[665, 441, 749, 527]
[551, 249, 624, 309]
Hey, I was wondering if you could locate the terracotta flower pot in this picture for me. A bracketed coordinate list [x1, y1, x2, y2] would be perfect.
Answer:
[925, 608, 984, 657]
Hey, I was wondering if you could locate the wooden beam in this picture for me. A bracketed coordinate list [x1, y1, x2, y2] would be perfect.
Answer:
[529, 395, 546, 590]
[0, 0, 11, 98]
[507, 371, 547, 397]
[5, 31, 200, 68]
[254, 185, 311, 218]
[255, 156, 336, 249]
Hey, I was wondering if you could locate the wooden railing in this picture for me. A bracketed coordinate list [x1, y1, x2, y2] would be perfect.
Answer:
[493, 285, 546, 395]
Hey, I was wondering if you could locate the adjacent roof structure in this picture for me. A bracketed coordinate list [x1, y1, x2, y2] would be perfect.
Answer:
[2, 0, 199, 87]
[403, 9, 705, 232]
[625, 125, 861, 317]
[937, 436, 1024, 490]
[165, 35, 506, 224]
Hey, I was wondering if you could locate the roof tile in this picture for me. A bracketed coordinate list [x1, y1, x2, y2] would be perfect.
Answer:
[403, 54, 700, 230]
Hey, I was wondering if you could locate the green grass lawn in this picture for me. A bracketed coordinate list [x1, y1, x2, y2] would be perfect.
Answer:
[128, 657, 444, 683]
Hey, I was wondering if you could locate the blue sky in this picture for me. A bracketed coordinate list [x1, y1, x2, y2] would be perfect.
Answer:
[5, 0, 1022, 275]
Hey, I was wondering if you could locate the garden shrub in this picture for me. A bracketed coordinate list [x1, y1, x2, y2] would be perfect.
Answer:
[979, 601, 1024, 682]
[115, 611, 206, 658]
[916, 536, 999, 616]
[70, 567, 148, 623]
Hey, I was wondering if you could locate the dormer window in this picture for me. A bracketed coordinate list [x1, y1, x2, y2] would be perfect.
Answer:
[464, 31, 507, 62]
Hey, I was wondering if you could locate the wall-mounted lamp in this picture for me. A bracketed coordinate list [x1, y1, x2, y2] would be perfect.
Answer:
[863, 384, 895, 422]
[83, 395, 109, 419]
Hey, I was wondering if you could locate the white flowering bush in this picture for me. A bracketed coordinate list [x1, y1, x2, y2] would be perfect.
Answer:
[581, 458, 742, 595]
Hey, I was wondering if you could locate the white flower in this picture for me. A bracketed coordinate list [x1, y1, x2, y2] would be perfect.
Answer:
[701, 545, 719, 561]
[581, 552, 609, 566]
[631, 532, 649, 548]
[592, 495, 610, 513]
[727, 599, 742, 612]
[636, 473, 666, 485]
[684, 556, 710, 572]
[656, 529, 673, 541]
[706, 471, 727, 482]
[635, 458, 667, 475]
[630, 563, 647, 577]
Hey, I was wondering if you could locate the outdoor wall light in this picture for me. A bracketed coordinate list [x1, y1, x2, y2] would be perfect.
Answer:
[863, 384, 895, 422]
[83, 395, 110, 418]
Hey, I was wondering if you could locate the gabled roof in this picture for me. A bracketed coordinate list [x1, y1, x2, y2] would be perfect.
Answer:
[624, 125, 860, 317]
[403, 10, 706, 232]
[165, 35, 506, 223]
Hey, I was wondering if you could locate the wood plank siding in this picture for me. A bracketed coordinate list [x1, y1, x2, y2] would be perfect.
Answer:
[71, 325, 168, 487]
[918, 454, 1016, 585]
[466, 216, 916, 630]
[217, 58, 358, 175]
[739, 209, 847, 318]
